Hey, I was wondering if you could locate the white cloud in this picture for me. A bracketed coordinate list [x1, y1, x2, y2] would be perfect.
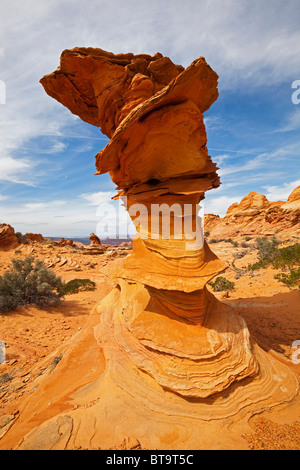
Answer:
[275, 109, 300, 133]
[0, 154, 36, 185]
[203, 193, 241, 217]
[263, 179, 300, 202]
[80, 191, 115, 206]
[24, 200, 67, 211]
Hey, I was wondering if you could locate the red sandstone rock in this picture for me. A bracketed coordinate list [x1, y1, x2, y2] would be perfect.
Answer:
[0, 224, 18, 251]
[57, 237, 74, 247]
[25, 233, 44, 243]
[89, 232, 101, 247]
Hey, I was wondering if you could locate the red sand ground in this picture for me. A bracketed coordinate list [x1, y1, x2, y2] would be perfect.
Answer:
[0, 240, 299, 449]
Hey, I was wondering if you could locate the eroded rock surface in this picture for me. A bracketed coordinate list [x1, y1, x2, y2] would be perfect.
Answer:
[0, 224, 18, 251]
[205, 187, 300, 240]
[1, 48, 299, 450]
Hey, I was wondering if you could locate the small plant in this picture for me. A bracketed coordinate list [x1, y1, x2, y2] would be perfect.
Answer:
[0, 256, 64, 312]
[61, 278, 96, 295]
[256, 236, 279, 260]
[15, 232, 29, 245]
[240, 241, 249, 248]
[274, 267, 300, 289]
[0, 373, 13, 384]
[208, 238, 238, 246]
[248, 240, 299, 271]
[51, 355, 63, 370]
[208, 276, 235, 292]
[234, 250, 248, 259]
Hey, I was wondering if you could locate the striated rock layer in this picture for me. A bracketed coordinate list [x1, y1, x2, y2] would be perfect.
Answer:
[205, 188, 300, 240]
[1, 48, 300, 450]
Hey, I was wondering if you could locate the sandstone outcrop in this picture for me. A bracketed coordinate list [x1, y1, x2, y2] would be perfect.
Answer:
[1, 48, 299, 450]
[89, 232, 101, 247]
[205, 187, 300, 239]
[0, 224, 19, 251]
[57, 237, 74, 247]
[25, 233, 45, 243]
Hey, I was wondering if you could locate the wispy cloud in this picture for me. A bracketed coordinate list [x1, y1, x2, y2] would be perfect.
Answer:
[263, 179, 300, 202]
[275, 109, 300, 133]
[24, 200, 67, 211]
[80, 191, 115, 206]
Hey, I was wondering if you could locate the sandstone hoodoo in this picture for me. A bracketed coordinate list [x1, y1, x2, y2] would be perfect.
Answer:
[1, 48, 300, 450]
[89, 232, 101, 247]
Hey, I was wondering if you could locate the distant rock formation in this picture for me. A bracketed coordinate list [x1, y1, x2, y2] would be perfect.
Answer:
[0, 224, 18, 251]
[89, 232, 101, 247]
[25, 233, 45, 243]
[205, 187, 300, 239]
[1, 48, 300, 451]
[57, 237, 74, 247]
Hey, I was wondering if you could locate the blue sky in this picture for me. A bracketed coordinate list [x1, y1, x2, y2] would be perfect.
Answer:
[0, 0, 299, 237]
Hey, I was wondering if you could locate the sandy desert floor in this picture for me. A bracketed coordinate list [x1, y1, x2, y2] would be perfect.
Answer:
[0, 239, 300, 449]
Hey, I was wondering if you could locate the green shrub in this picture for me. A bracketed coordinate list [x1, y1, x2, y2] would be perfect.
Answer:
[208, 276, 235, 292]
[208, 238, 238, 246]
[256, 236, 279, 260]
[15, 232, 29, 245]
[248, 240, 299, 271]
[274, 267, 300, 289]
[0, 256, 64, 312]
[61, 278, 96, 295]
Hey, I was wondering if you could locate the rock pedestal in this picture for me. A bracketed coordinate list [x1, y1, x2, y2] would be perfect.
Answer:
[1, 48, 299, 450]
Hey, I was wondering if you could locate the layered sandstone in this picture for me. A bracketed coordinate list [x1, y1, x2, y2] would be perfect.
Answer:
[0, 224, 18, 251]
[205, 187, 300, 239]
[1, 48, 300, 450]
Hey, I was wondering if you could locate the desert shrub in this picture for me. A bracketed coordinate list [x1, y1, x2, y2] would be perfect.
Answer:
[240, 241, 249, 248]
[15, 232, 29, 245]
[234, 250, 248, 259]
[61, 278, 96, 295]
[248, 240, 299, 271]
[271, 244, 300, 270]
[208, 238, 238, 247]
[244, 236, 252, 241]
[208, 276, 235, 292]
[0, 373, 13, 384]
[0, 256, 64, 312]
[204, 231, 210, 237]
[256, 236, 279, 259]
[274, 267, 300, 289]
[248, 237, 280, 270]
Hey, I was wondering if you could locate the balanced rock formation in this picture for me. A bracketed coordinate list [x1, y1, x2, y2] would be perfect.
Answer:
[89, 232, 101, 247]
[1, 48, 300, 450]
[0, 224, 18, 251]
[205, 187, 300, 240]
